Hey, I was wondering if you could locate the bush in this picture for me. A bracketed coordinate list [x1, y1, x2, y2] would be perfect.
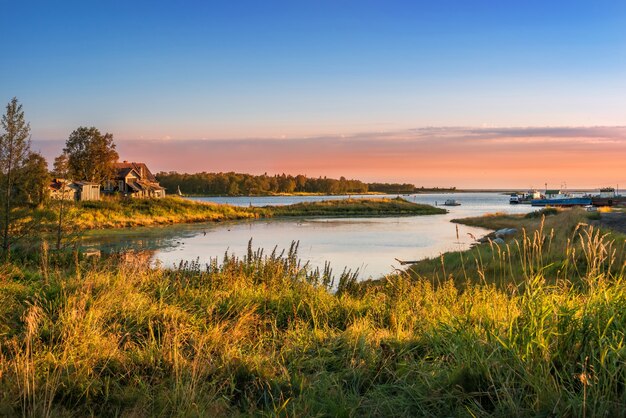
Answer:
[525, 207, 559, 218]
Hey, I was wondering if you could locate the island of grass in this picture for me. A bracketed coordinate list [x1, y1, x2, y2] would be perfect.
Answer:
[72, 196, 446, 229]
[260, 197, 447, 218]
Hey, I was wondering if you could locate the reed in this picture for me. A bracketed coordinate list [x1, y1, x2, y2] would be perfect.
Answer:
[0, 209, 624, 416]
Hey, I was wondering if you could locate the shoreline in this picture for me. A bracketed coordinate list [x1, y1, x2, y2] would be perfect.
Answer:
[72, 196, 446, 230]
[182, 190, 463, 197]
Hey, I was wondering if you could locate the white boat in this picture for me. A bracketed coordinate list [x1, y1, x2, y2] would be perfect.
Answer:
[510, 190, 540, 204]
[509, 194, 520, 204]
[443, 199, 461, 206]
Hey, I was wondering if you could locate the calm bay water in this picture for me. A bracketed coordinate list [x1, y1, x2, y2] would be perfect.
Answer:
[82, 193, 534, 280]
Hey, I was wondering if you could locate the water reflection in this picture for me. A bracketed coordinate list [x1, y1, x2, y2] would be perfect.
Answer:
[82, 193, 535, 279]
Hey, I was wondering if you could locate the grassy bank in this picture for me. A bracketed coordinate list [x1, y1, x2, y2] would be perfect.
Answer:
[73, 197, 259, 229]
[260, 197, 447, 218]
[404, 207, 626, 288]
[1, 210, 626, 416]
[72, 197, 445, 229]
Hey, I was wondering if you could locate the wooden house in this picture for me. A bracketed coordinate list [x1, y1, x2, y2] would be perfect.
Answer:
[73, 181, 101, 201]
[104, 161, 165, 198]
[49, 179, 101, 201]
[49, 179, 77, 201]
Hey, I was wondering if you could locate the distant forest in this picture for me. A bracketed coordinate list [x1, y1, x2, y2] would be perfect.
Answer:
[155, 172, 455, 196]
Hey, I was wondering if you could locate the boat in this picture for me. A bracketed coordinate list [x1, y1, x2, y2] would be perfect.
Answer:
[590, 187, 626, 207]
[443, 199, 461, 206]
[530, 188, 591, 207]
[509, 194, 521, 204]
[531, 197, 592, 207]
[509, 190, 540, 204]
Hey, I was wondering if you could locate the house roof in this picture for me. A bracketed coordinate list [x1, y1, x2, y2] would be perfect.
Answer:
[113, 161, 157, 181]
[126, 180, 165, 193]
[126, 182, 142, 192]
[74, 181, 100, 186]
[49, 180, 72, 191]
[117, 167, 140, 179]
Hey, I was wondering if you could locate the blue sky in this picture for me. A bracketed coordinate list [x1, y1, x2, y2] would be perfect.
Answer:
[2, 0, 625, 141]
[4, 1, 625, 187]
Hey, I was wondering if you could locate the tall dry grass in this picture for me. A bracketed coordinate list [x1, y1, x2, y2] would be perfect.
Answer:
[0, 210, 624, 416]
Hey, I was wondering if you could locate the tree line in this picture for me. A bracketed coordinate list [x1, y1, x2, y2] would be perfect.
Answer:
[155, 172, 454, 196]
[156, 172, 371, 195]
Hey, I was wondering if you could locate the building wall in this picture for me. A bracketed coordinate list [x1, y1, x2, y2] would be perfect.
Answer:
[78, 185, 100, 201]
[50, 187, 76, 201]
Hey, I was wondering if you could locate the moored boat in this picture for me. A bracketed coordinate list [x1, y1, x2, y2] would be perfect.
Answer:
[510, 190, 540, 205]
[531, 197, 592, 207]
[443, 199, 461, 206]
[590, 187, 626, 207]
[591, 196, 626, 207]
[530, 188, 591, 207]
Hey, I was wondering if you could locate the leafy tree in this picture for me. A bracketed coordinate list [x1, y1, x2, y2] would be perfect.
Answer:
[50, 152, 77, 250]
[0, 97, 30, 257]
[156, 171, 373, 195]
[64, 126, 119, 183]
[16, 152, 50, 206]
[52, 153, 69, 178]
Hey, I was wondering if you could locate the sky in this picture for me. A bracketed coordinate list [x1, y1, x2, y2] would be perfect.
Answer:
[2, 0, 626, 188]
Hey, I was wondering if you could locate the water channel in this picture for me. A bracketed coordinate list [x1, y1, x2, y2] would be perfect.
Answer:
[82, 193, 535, 280]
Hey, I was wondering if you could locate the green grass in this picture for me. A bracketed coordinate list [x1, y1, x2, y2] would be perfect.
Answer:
[262, 197, 447, 218]
[72, 196, 259, 229]
[406, 208, 626, 288]
[71, 196, 445, 229]
[0, 209, 625, 416]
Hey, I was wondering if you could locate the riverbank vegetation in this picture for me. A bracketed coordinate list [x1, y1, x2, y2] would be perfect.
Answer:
[72, 197, 259, 229]
[70, 196, 445, 229]
[260, 197, 447, 218]
[404, 207, 626, 288]
[1, 208, 625, 416]
[156, 171, 456, 196]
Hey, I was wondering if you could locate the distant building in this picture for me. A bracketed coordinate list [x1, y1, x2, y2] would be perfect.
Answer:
[104, 161, 165, 198]
[545, 189, 561, 197]
[544, 189, 569, 199]
[49, 179, 77, 201]
[49, 179, 100, 201]
[599, 187, 616, 198]
[73, 181, 101, 201]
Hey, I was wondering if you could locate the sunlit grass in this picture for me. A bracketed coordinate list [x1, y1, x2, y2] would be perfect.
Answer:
[73, 196, 259, 229]
[0, 209, 625, 416]
[72, 196, 445, 229]
[261, 197, 447, 217]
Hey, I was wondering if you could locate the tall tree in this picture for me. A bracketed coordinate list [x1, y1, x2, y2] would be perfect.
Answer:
[0, 97, 32, 255]
[50, 152, 76, 250]
[51, 153, 69, 178]
[64, 126, 119, 183]
[16, 152, 50, 206]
